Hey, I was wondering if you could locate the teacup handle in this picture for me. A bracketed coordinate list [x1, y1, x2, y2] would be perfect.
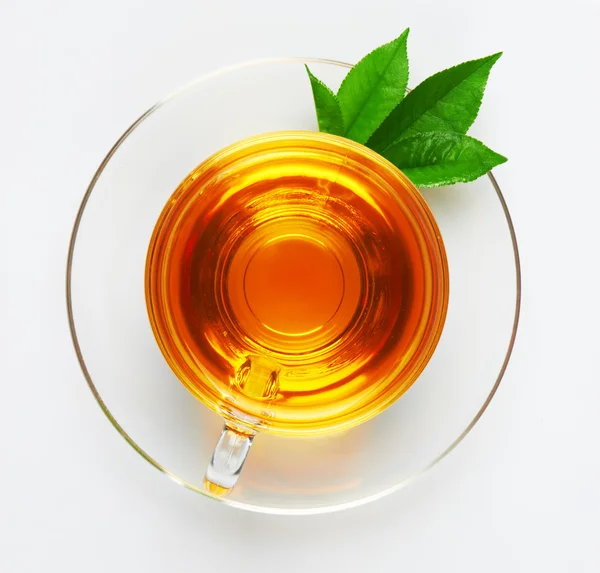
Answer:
[204, 423, 255, 495]
[203, 354, 281, 495]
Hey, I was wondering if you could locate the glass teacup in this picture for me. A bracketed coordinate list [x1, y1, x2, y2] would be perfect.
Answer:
[145, 130, 448, 493]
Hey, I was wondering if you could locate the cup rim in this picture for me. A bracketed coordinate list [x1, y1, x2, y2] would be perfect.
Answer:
[144, 129, 450, 436]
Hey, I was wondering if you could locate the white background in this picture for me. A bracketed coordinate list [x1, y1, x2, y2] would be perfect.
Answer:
[1, 0, 599, 571]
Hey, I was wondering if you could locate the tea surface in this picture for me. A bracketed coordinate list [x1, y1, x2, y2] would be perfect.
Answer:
[146, 131, 448, 434]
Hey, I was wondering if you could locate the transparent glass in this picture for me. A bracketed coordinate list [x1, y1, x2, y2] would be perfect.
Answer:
[67, 58, 521, 514]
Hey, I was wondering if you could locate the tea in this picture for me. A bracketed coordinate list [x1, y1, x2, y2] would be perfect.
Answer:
[145, 131, 448, 435]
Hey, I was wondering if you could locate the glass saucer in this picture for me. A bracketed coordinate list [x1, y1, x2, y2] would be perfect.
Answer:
[66, 58, 521, 514]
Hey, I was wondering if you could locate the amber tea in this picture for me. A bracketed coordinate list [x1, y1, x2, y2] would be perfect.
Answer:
[145, 131, 448, 435]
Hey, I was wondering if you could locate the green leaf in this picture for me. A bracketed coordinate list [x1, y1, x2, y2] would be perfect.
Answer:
[336, 28, 410, 144]
[367, 53, 502, 153]
[383, 132, 507, 188]
[305, 65, 345, 136]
